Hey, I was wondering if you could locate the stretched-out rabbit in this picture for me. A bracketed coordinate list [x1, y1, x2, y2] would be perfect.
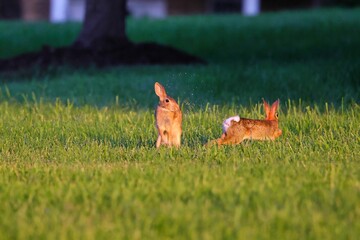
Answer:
[210, 99, 282, 146]
[154, 82, 182, 148]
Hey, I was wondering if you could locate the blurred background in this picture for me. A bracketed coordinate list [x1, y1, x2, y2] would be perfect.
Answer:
[0, 0, 359, 22]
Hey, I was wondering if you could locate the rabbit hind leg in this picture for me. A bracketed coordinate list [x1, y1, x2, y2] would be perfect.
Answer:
[170, 133, 181, 148]
[156, 129, 169, 148]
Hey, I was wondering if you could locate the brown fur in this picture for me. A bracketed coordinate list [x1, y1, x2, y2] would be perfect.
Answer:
[154, 82, 182, 148]
[210, 99, 282, 146]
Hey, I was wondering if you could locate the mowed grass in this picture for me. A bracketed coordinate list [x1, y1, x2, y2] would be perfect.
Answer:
[0, 8, 360, 240]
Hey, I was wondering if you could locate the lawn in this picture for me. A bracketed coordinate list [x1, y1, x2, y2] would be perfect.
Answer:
[0, 8, 359, 240]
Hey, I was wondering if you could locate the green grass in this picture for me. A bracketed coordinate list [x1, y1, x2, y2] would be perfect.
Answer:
[0, 8, 360, 240]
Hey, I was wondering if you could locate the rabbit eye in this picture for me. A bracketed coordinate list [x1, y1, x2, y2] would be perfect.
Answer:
[165, 99, 170, 103]
[275, 113, 279, 118]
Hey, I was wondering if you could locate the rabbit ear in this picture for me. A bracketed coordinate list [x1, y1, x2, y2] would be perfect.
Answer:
[263, 98, 271, 120]
[269, 99, 280, 120]
[155, 82, 167, 101]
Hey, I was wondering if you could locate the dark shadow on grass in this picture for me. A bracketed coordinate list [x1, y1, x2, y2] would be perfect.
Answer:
[0, 41, 206, 78]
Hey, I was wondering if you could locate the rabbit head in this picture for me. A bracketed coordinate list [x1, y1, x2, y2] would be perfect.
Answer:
[263, 99, 280, 121]
[263, 99, 282, 137]
[155, 82, 181, 112]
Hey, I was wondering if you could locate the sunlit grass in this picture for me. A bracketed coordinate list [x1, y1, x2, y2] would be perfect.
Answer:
[0, 100, 359, 239]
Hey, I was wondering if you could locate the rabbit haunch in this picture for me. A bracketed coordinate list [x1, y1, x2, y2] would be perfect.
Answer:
[222, 116, 240, 133]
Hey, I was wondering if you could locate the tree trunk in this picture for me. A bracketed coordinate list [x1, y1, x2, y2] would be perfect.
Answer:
[0, 0, 21, 19]
[74, 0, 128, 49]
[0, 0, 205, 73]
[21, 0, 49, 21]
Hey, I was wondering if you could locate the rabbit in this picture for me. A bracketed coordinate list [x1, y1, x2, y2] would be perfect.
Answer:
[154, 82, 182, 148]
[210, 99, 282, 146]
